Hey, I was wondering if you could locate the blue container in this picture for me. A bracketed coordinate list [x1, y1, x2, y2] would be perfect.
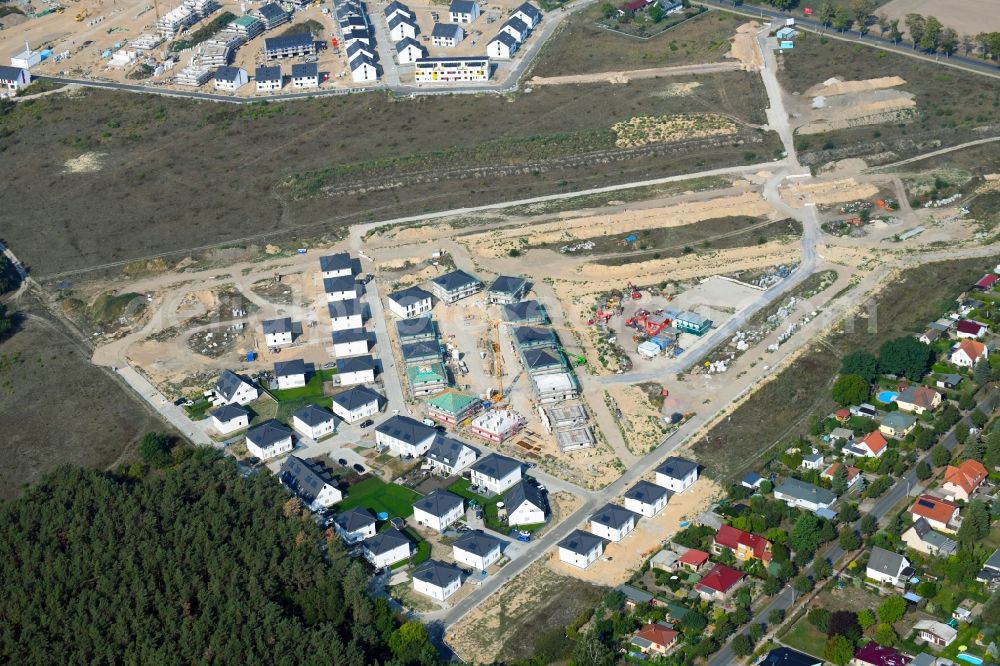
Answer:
[376, 511, 389, 521]
[246, 351, 257, 362]
[40, 49, 53, 59]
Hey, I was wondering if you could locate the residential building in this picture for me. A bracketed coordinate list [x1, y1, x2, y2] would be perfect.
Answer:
[801, 452, 825, 470]
[324, 275, 358, 302]
[255, 65, 282, 91]
[942, 459, 988, 501]
[821, 461, 862, 489]
[213, 66, 248, 90]
[469, 453, 522, 494]
[214, 370, 259, 405]
[852, 641, 911, 666]
[328, 299, 365, 331]
[274, 359, 309, 390]
[245, 420, 294, 460]
[829, 427, 855, 443]
[406, 362, 448, 397]
[423, 432, 477, 474]
[363, 529, 412, 568]
[499, 16, 530, 42]
[557, 529, 605, 569]
[290, 62, 319, 88]
[412, 560, 463, 600]
[623, 480, 670, 517]
[774, 477, 837, 512]
[388, 286, 433, 318]
[336, 355, 376, 385]
[504, 481, 546, 526]
[263, 317, 294, 346]
[376, 415, 437, 457]
[350, 55, 378, 82]
[402, 340, 441, 365]
[847, 430, 888, 458]
[385, 0, 412, 21]
[330, 385, 383, 423]
[426, 391, 480, 425]
[290, 404, 336, 440]
[901, 518, 957, 557]
[630, 622, 679, 656]
[540, 403, 594, 452]
[977, 547, 1000, 583]
[896, 385, 942, 414]
[397, 315, 436, 343]
[263, 33, 316, 60]
[487, 31, 518, 59]
[935, 373, 963, 390]
[430, 269, 482, 304]
[332, 328, 369, 357]
[695, 564, 744, 602]
[511, 1, 542, 27]
[279, 455, 342, 510]
[974, 273, 998, 291]
[760, 647, 824, 666]
[513, 326, 557, 350]
[919, 327, 943, 345]
[469, 409, 524, 444]
[487, 275, 528, 304]
[412, 489, 464, 532]
[713, 525, 772, 563]
[414, 57, 490, 83]
[677, 548, 709, 572]
[388, 14, 417, 41]
[954, 319, 988, 339]
[866, 546, 910, 587]
[396, 37, 426, 64]
[502, 300, 546, 324]
[522, 347, 565, 375]
[950, 338, 987, 367]
[453, 530, 502, 570]
[0, 66, 30, 97]
[531, 372, 579, 404]
[333, 507, 377, 543]
[589, 503, 640, 542]
[655, 456, 699, 493]
[910, 495, 960, 533]
[741, 472, 765, 490]
[319, 252, 353, 278]
[913, 620, 957, 648]
[431, 23, 464, 47]
[253, 2, 289, 30]
[209, 404, 250, 434]
[880, 412, 917, 439]
[449, 0, 479, 23]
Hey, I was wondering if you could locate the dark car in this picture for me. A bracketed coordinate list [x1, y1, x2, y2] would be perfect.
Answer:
[337, 458, 348, 466]
[173, 397, 186, 406]
[353, 463, 366, 474]
[359, 419, 374, 429]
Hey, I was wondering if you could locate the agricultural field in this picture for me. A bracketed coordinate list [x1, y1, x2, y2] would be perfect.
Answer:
[530, 8, 748, 77]
[691, 255, 997, 481]
[0, 293, 173, 499]
[0, 75, 774, 278]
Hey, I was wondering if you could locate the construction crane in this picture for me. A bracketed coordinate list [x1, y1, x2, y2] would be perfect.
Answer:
[490, 320, 504, 404]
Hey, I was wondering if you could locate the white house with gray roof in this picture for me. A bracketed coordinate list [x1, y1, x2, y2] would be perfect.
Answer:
[412, 560, 463, 600]
[274, 359, 310, 390]
[431, 23, 464, 47]
[363, 529, 412, 568]
[395, 37, 426, 64]
[503, 300, 546, 324]
[324, 276, 358, 302]
[487, 31, 519, 60]
[773, 477, 836, 513]
[245, 420, 294, 460]
[504, 480, 546, 526]
[429, 269, 482, 304]
[376, 415, 438, 457]
[487, 275, 528, 304]
[558, 529, 605, 569]
[336, 355, 376, 385]
[279, 455, 342, 510]
[263, 317, 294, 347]
[319, 252, 354, 278]
[330, 385, 383, 423]
[290, 404, 336, 440]
[332, 328, 369, 357]
[655, 456, 699, 493]
[334, 507, 377, 543]
[329, 299, 364, 331]
[426, 435, 478, 475]
[412, 489, 464, 532]
[213, 370, 259, 405]
[385, 0, 412, 21]
[453, 530, 502, 570]
[209, 404, 250, 434]
[388, 286, 433, 319]
[449, 0, 479, 23]
[388, 14, 417, 41]
[500, 16, 530, 42]
[902, 518, 957, 557]
[397, 316, 437, 343]
[866, 546, 910, 587]
[511, 1, 541, 28]
[589, 503, 640, 542]
[470, 453, 522, 494]
[623, 480, 670, 517]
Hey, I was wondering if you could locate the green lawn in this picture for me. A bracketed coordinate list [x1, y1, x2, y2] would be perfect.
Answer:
[246, 396, 278, 426]
[779, 614, 827, 661]
[404, 527, 432, 566]
[447, 479, 545, 535]
[275, 395, 331, 423]
[184, 399, 212, 421]
[938, 623, 981, 661]
[270, 371, 331, 402]
[339, 477, 422, 518]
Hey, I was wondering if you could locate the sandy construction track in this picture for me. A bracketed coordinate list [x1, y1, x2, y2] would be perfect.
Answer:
[529, 61, 744, 86]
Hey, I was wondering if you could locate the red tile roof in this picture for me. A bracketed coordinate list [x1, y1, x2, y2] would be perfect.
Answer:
[943, 459, 988, 495]
[835, 408, 851, 420]
[909, 494, 958, 524]
[696, 564, 744, 594]
[678, 548, 709, 567]
[853, 641, 911, 666]
[714, 525, 772, 562]
[859, 430, 887, 455]
[822, 461, 860, 481]
[956, 319, 987, 336]
[955, 339, 986, 362]
[635, 623, 678, 649]
[975, 274, 997, 289]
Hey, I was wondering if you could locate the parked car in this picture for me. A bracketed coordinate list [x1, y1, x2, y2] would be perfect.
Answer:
[359, 419, 374, 429]
[353, 463, 366, 473]
[338, 458, 348, 466]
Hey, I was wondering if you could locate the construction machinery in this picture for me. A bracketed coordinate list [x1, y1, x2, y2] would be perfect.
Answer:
[76, 8, 90, 21]
[489, 320, 504, 405]
[558, 347, 587, 367]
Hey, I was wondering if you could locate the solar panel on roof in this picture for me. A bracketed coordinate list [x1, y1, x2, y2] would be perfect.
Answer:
[917, 498, 935, 508]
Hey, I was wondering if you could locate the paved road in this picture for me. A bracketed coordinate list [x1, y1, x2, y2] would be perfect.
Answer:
[870, 136, 1000, 171]
[364, 273, 407, 414]
[368, 5, 401, 88]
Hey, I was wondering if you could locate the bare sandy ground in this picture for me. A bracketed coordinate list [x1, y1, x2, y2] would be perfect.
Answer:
[528, 61, 743, 86]
[794, 76, 916, 135]
[878, 0, 1000, 35]
[780, 177, 881, 207]
[728, 21, 763, 69]
[608, 386, 667, 455]
[804, 76, 907, 97]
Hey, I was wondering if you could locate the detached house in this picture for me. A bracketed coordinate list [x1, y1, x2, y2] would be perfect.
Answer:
[336, 355, 376, 385]
[511, 1, 542, 28]
[319, 252, 354, 278]
[334, 507, 377, 543]
[821, 462, 862, 490]
[214, 370, 259, 405]
[902, 518, 957, 557]
[453, 530, 502, 570]
[290, 404, 336, 440]
[431, 23, 464, 47]
[678, 548, 710, 572]
[589, 504, 639, 542]
[713, 525, 772, 563]
[557, 529, 605, 569]
[500, 16, 530, 42]
[388, 286, 433, 319]
[429, 269, 482, 304]
[388, 14, 418, 41]
[695, 564, 744, 602]
[412, 560, 463, 600]
[950, 338, 987, 368]
[395, 37, 426, 64]
[896, 386, 942, 415]
[425, 435, 478, 475]
[255, 65, 282, 91]
[376, 415, 438, 457]
[274, 359, 310, 390]
[630, 623, 679, 656]
[866, 546, 910, 587]
[245, 420, 294, 460]
[397, 316, 437, 343]
[655, 456, 699, 493]
[942, 459, 988, 501]
[504, 480, 546, 526]
[209, 404, 250, 434]
[448, 0, 480, 23]
[774, 477, 836, 512]
[329, 299, 364, 331]
[513, 326, 556, 350]
[487, 32, 518, 59]
[0, 65, 30, 97]
[279, 455, 342, 510]
[385, 0, 412, 21]
[910, 494, 960, 533]
[487, 275, 528, 304]
[955, 319, 988, 339]
[503, 300, 547, 324]
[913, 620, 957, 648]
[623, 480, 670, 517]
[263, 317, 294, 347]
[880, 412, 917, 439]
[213, 66, 248, 91]
[412, 489, 464, 532]
[847, 430, 887, 458]
[330, 385, 383, 423]
[363, 529, 412, 568]
[324, 276, 358, 302]
[470, 453, 522, 494]
[332, 328, 369, 357]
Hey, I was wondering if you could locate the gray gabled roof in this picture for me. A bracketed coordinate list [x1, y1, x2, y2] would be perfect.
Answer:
[335, 506, 376, 532]
[364, 528, 411, 555]
[412, 559, 462, 587]
[558, 529, 604, 556]
[503, 300, 546, 322]
[522, 347, 563, 370]
[402, 340, 441, 361]
[336, 354, 376, 374]
[490, 31, 518, 48]
[515, 1, 541, 20]
[397, 316, 436, 338]
[514, 326, 556, 347]
[257, 3, 287, 19]
[624, 480, 669, 505]
[331, 385, 383, 411]
[385, 0, 410, 15]
[449, 0, 476, 13]
[774, 477, 836, 505]
[292, 404, 334, 427]
[453, 529, 501, 557]
[332, 328, 367, 344]
[432, 23, 463, 38]
[488, 275, 527, 295]
[210, 403, 249, 423]
[319, 252, 352, 272]
[387, 13, 415, 30]
[264, 33, 313, 51]
[351, 54, 376, 70]
[910, 518, 957, 554]
[431, 269, 480, 292]
[274, 359, 309, 378]
[328, 299, 364, 318]
[389, 286, 433, 307]
[413, 489, 464, 518]
[346, 41, 372, 58]
[279, 455, 336, 503]
[215, 66, 244, 81]
[471, 453, 521, 480]
[255, 65, 281, 81]
[376, 415, 437, 445]
[0, 65, 26, 81]
[215, 370, 253, 401]
[984, 546, 1000, 571]
[246, 419, 293, 447]
[867, 546, 907, 576]
[427, 435, 476, 467]
[396, 36, 424, 53]
[324, 275, 356, 293]
[656, 456, 698, 480]
[262, 317, 293, 335]
[503, 480, 544, 512]
[504, 16, 528, 33]
[590, 503, 639, 530]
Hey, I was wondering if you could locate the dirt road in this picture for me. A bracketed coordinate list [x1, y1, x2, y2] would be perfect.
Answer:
[528, 61, 744, 86]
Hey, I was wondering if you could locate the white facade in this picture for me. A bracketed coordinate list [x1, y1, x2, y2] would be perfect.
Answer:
[487, 36, 515, 60]
[325, 283, 357, 302]
[413, 502, 463, 533]
[449, 2, 480, 23]
[397, 41, 425, 64]
[426, 442, 478, 475]
[365, 541, 411, 568]
[246, 433, 293, 460]
[331, 396, 380, 423]
[376, 431, 436, 458]
[413, 572, 461, 600]
[338, 366, 375, 386]
[334, 338, 369, 357]
[291, 73, 318, 88]
[214, 68, 248, 90]
[470, 466, 521, 495]
[276, 372, 306, 390]
[624, 494, 667, 518]
[0, 66, 30, 97]
[351, 60, 378, 82]
[264, 321, 294, 347]
[291, 414, 335, 440]
[507, 500, 545, 526]
[256, 77, 282, 91]
[558, 533, 603, 569]
[211, 411, 249, 434]
[453, 542, 500, 570]
[655, 462, 698, 493]
[216, 374, 259, 406]
[590, 517, 636, 543]
[512, 7, 540, 27]
[331, 312, 364, 331]
[414, 57, 490, 83]
[388, 290, 433, 318]
[389, 19, 417, 41]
